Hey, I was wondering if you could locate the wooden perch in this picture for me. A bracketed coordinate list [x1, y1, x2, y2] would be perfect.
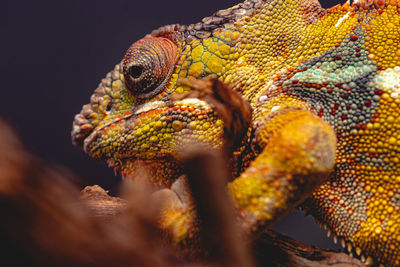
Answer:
[79, 184, 365, 267]
[252, 230, 365, 267]
[80, 185, 127, 218]
[79, 149, 365, 267]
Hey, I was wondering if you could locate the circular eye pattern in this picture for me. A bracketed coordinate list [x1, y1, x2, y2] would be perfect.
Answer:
[122, 37, 178, 99]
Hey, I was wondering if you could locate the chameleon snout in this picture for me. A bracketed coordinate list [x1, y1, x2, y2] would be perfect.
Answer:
[72, 63, 126, 149]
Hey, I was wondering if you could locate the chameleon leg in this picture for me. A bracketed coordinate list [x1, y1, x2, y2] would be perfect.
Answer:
[229, 108, 337, 233]
[158, 93, 336, 245]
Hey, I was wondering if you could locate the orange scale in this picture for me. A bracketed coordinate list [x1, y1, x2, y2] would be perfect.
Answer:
[348, 208, 354, 214]
[122, 110, 131, 116]
[81, 124, 92, 130]
[273, 180, 281, 188]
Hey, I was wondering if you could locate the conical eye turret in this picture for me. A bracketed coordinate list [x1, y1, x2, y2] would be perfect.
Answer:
[122, 37, 178, 99]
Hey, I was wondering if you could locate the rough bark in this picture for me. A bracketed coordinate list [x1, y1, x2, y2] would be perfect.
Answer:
[81, 184, 364, 267]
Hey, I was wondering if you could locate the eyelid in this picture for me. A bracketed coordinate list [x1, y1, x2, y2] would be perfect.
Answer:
[122, 37, 178, 99]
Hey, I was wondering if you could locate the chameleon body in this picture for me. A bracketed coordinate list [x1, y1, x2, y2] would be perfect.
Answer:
[72, 0, 400, 265]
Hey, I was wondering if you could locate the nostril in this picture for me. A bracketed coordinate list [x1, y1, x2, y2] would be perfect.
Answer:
[105, 103, 112, 112]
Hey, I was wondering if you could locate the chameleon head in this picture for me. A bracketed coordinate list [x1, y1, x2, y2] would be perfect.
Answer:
[71, 33, 224, 187]
[71, 1, 281, 186]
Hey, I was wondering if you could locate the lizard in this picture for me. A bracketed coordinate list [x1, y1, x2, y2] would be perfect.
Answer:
[72, 0, 400, 265]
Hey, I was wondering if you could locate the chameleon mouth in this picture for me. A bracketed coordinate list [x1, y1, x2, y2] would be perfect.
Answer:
[79, 97, 214, 160]
[74, 95, 221, 189]
[81, 100, 171, 155]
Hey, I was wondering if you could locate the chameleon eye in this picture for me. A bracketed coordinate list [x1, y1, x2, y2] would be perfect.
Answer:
[122, 37, 178, 99]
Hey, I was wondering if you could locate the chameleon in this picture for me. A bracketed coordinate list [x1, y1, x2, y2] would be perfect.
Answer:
[72, 0, 400, 265]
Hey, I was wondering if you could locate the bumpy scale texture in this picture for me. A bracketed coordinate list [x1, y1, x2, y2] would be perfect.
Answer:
[72, 0, 400, 265]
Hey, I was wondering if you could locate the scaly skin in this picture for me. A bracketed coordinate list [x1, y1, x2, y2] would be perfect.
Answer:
[72, 0, 400, 265]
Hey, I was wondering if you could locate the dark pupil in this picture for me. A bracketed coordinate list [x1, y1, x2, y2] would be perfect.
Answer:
[129, 65, 143, 79]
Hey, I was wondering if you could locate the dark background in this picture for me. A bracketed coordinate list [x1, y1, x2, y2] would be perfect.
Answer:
[2, 0, 347, 249]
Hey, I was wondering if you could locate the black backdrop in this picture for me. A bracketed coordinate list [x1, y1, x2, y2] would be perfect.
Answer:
[2, 0, 347, 249]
